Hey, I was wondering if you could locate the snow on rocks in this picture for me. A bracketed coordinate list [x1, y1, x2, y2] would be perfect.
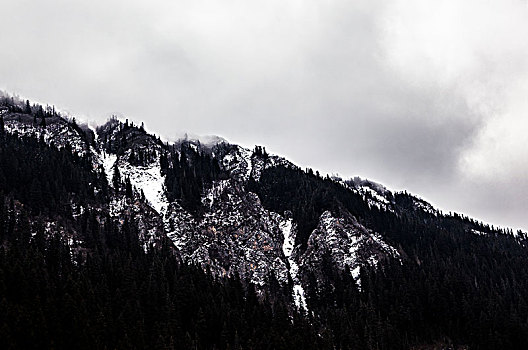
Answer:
[358, 185, 391, 208]
[3, 115, 407, 308]
[280, 218, 308, 311]
[470, 229, 487, 236]
[202, 179, 231, 209]
[117, 156, 168, 214]
[220, 145, 253, 182]
[164, 202, 197, 251]
[101, 152, 118, 186]
[219, 144, 292, 182]
[250, 154, 292, 182]
[4, 116, 90, 157]
[410, 196, 437, 215]
[300, 211, 400, 286]
[164, 178, 291, 292]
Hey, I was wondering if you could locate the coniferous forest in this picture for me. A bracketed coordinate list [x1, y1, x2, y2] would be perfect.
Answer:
[0, 130, 319, 349]
[1, 96, 528, 349]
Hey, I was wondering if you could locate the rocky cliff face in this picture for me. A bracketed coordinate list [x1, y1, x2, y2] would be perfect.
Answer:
[301, 210, 400, 284]
[2, 113, 404, 310]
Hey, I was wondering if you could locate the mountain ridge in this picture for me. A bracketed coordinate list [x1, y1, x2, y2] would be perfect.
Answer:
[2, 104, 525, 287]
[2, 95, 528, 349]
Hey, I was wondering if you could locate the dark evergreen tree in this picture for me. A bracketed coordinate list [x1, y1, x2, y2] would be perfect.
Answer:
[125, 176, 133, 198]
[25, 99, 31, 114]
[112, 165, 121, 191]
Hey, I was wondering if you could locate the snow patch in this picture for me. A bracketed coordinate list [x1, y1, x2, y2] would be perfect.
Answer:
[101, 152, 117, 186]
[471, 229, 487, 236]
[118, 157, 168, 214]
[351, 266, 361, 282]
[359, 185, 390, 204]
[280, 218, 308, 311]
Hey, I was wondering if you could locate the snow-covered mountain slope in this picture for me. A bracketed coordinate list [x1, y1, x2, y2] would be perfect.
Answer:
[0, 113, 411, 309]
[300, 210, 400, 286]
[116, 151, 168, 214]
[166, 180, 291, 287]
[3, 114, 92, 157]
[218, 143, 292, 182]
[95, 121, 404, 309]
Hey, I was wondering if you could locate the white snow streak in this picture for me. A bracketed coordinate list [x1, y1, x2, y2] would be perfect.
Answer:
[101, 152, 117, 186]
[280, 218, 308, 311]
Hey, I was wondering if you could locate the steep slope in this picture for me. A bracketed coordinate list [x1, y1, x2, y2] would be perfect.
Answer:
[89, 119, 403, 311]
[0, 108, 403, 310]
[2, 97, 528, 349]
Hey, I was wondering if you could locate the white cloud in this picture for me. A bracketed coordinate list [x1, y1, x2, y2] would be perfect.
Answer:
[1, 0, 527, 230]
[377, 0, 528, 229]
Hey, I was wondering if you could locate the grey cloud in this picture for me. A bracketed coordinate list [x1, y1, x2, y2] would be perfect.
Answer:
[0, 0, 526, 231]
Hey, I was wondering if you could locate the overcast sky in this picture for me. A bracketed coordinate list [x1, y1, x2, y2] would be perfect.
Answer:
[1, 0, 527, 231]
